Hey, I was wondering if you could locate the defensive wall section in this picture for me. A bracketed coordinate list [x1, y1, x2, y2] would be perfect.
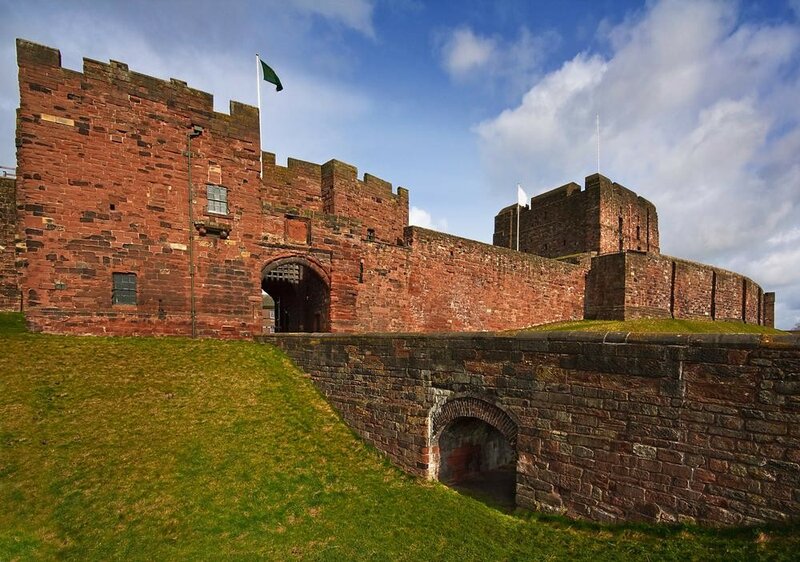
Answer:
[267, 331, 800, 526]
[9, 38, 774, 335]
[12, 39, 585, 336]
[586, 252, 769, 324]
[0, 177, 19, 310]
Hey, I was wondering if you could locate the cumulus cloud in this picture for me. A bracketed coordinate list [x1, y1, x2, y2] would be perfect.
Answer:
[438, 26, 556, 91]
[290, 0, 376, 38]
[409, 206, 449, 231]
[440, 27, 497, 77]
[0, 1, 375, 167]
[476, 0, 800, 328]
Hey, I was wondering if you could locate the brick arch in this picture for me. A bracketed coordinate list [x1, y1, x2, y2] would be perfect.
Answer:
[261, 254, 331, 287]
[431, 397, 517, 448]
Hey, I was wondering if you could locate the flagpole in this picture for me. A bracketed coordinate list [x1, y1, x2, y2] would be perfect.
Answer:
[516, 183, 521, 252]
[256, 53, 263, 179]
[596, 113, 600, 174]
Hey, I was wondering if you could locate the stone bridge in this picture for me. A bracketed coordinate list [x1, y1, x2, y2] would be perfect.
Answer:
[262, 331, 800, 526]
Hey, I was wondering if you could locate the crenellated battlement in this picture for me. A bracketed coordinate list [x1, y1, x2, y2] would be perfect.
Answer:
[10, 38, 775, 340]
[16, 39, 259, 137]
[261, 152, 409, 242]
[495, 173, 659, 258]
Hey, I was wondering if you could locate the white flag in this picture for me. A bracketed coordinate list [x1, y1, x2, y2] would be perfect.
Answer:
[517, 184, 527, 207]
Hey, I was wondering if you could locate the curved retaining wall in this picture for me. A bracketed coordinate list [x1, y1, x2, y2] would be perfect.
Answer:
[264, 331, 800, 526]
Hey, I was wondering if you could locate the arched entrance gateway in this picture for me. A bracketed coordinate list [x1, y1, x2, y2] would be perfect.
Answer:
[430, 397, 518, 508]
[261, 257, 330, 333]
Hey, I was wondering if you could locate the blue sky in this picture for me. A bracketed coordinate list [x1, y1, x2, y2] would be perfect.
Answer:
[1, 0, 799, 328]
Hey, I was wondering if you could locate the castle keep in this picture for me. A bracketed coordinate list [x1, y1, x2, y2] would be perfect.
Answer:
[3, 39, 774, 335]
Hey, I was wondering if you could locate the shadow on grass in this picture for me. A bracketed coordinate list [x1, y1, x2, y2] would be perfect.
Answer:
[0, 312, 26, 335]
[518, 509, 800, 542]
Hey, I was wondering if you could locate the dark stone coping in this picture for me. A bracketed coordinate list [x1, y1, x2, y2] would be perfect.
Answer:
[258, 331, 800, 350]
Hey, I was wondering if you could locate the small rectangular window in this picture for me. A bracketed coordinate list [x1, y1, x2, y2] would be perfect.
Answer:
[207, 184, 228, 215]
[112, 272, 137, 305]
[366, 228, 375, 242]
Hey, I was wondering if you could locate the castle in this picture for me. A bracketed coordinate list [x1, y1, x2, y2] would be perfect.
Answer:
[0, 39, 774, 335]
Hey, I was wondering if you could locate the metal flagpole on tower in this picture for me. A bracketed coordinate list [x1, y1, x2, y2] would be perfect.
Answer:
[596, 113, 600, 173]
[516, 183, 525, 252]
[256, 54, 263, 179]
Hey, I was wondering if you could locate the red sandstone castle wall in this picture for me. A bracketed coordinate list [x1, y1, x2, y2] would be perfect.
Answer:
[586, 251, 773, 325]
[0, 177, 19, 310]
[584, 252, 628, 320]
[16, 39, 267, 336]
[495, 174, 659, 259]
[593, 175, 659, 255]
[14, 38, 775, 336]
[405, 228, 586, 331]
[16, 39, 587, 336]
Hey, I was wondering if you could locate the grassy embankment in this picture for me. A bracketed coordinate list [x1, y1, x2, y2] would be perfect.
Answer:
[1, 312, 797, 560]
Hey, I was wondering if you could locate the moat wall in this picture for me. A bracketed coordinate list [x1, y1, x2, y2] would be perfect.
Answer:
[266, 332, 800, 526]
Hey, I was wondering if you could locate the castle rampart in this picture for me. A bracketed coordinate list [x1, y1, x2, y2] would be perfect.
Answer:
[8, 38, 774, 335]
[585, 252, 772, 322]
[12, 39, 589, 336]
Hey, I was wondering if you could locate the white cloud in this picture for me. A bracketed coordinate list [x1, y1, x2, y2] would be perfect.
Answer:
[409, 206, 448, 231]
[438, 26, 556, 91]
[440, 27, 496, 78]
[476, 0, 800, 328]
[0, 2, 374, 167]
[290, 0, 376, 38]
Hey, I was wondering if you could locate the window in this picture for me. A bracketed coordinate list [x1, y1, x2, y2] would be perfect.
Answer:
[366, 228, 375, 242]
[112, 273, 137, 305]
[207, 184, 228, 215]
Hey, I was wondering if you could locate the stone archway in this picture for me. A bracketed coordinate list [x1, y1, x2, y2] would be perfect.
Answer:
[261, 256, 330, 333]
[430, 397, 518, 508]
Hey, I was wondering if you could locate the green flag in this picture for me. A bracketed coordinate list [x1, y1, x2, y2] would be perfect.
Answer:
[260, 58, 283, 92]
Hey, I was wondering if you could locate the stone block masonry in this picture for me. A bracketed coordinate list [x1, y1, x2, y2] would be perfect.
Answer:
[12, 38, 592, 336]
[0, 177, 19, 310]
[266, 331, 800, 526]
[13, 38, 774, 335]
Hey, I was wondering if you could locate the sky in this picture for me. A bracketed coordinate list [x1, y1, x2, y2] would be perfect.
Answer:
[1, 0, 799, 329]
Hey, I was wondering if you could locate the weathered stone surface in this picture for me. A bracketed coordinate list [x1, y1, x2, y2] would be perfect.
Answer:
[266, 331, 800, 526]
[0, 177, 18, 311]
[10, 38, 774, 336]
[13, 39, 587, 336]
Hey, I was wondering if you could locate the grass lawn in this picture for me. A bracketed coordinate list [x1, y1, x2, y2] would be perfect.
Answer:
[1, 312, 797, 560]
[523, 318, 786, 334]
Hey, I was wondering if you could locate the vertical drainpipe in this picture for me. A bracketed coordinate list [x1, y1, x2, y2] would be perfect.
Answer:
[187, 125, 203, 338]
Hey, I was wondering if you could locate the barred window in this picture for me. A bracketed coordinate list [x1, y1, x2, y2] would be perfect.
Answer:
[207, 184, 228, 215]
[112, 273, 137, 305]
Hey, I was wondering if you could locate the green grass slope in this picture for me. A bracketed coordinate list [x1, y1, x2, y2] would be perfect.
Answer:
[523, 318, 785, 334]
[1, 312, 797, 560]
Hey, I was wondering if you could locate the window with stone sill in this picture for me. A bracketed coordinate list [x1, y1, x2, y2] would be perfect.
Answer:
[112, 272, 137, 305]
[207, 184, 228, 215]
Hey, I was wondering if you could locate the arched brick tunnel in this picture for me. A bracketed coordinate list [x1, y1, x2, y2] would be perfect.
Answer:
[430, 397, 518, 506]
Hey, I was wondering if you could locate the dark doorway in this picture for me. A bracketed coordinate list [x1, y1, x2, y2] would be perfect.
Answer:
[437, 417, 516, 509]
[261, 260, 330, 333]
